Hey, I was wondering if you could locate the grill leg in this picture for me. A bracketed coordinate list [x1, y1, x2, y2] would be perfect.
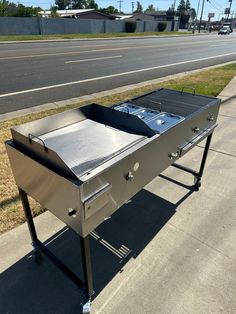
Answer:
[18, 188, 94, 313]
[194, 133, 213, 190]
[18, 188, 40, 255]
[80, 236, 94, 314]
[172, 133, 213, 190]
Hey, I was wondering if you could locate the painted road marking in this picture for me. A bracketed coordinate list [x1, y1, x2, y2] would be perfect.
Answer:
[1, 52, 236, 98]
[65, 55, 122, 64]
[1, 38, 236, 61]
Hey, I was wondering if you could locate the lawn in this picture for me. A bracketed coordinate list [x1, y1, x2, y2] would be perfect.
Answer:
[0, 32, 189, 41]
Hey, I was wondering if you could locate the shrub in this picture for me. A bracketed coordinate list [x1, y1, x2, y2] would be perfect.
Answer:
[125, 20, 137, 33]
[158, 22, 166, 32]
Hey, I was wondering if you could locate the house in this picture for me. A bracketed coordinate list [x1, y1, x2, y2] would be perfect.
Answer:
[131, 11, 167, 21]
[38, 9, 117, 20]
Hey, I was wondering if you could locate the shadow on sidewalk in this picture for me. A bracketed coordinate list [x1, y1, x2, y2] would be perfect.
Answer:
[0, 187, 194, 314]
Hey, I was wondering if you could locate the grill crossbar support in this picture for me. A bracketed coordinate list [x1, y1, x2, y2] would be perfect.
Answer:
[18, 188, 93, 309]
[172, 133, 213, 189]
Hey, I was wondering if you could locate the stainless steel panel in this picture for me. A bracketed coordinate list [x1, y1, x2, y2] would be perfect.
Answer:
[83, 182, 112, 219]
[114, 102, 185, 133]
[146, 112, 185, 133]
[38, 119, 145, 178]
[6, 144, 84, 235]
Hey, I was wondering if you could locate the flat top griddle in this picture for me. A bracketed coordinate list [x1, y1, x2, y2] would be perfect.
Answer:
[38, 119, 146, 178]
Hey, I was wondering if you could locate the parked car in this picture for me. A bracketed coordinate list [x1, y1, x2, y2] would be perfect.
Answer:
[218, 26, 231, 35]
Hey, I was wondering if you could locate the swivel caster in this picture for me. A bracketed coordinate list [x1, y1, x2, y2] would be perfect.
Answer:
[82, 299, 91, 314]
[194, 176, 201, 191]
[33, 250, 42, 264]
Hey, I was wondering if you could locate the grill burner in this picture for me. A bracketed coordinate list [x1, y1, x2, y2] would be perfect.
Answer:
[6, 88, 221, 313]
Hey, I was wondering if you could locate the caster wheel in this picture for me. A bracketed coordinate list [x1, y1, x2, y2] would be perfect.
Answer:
[82, 300, 91, 314]
[33, 250, 42, 264]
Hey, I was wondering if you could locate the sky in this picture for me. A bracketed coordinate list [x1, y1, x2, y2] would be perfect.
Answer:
[10, 1, 236, 20]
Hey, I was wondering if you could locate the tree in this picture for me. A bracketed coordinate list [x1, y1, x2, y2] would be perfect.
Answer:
[50, 5, 59, 17]
[134, 1, 143, 13]
[71, 0, 87, 9]
[0, 0, 9, 16]
[0, 1, 41, 16]
[86, 0, 98, 10]
[177, 0, 185, 13]
[145, 4, 155, 12]
[99, 6, 119, 14]
[190, 7, 196, 19]
[5, 1, 17, 15]
[55, 0, 70, 10]
[185, 0, 191, 10]
[14, 4, 38, 17]
[166, 6, 175, 17]
[176, 0, 194, 28]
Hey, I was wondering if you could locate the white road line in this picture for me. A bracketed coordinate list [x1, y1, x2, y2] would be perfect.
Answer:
[1, 39, 236, 61]
[65, 55, 122, 64]
[0, 45, 156, 60]
[1, 52, 236, 98]
[210, 44, 229, 47]
[1, 39, 231, 61]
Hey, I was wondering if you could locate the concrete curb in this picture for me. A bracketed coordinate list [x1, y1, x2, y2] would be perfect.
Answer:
[1, 60, 235, 122]
[218, 75, 236, 103]
[0, 32, 211, 45]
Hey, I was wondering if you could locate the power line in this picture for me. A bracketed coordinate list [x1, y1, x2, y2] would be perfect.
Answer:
[207, 0, 221, 11]
[117, 0, 123, 13]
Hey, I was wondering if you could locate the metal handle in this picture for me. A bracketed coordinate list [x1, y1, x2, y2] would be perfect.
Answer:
[28, 133, 48, 152]
[181, 86, 196, 96]
[169, 152, 179, 160]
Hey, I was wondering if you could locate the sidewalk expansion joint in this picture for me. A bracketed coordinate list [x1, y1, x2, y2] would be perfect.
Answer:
[197, 144, 236, 159]
[168, 222, 236, 264]
[219, 113, 236, 119]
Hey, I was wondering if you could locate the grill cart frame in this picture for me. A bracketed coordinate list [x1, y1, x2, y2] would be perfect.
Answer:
[6, 88, 220, 313]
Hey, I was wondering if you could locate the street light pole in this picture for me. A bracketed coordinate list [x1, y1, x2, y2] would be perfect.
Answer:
[198, 0, 206, 33]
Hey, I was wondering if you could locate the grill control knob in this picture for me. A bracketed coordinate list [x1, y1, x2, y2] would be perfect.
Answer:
[68, 208, 77, 217]
[126, 171, 134, 181]
[208, 116, 214, 122]
[193, 127, 200, 133]
[169, 152, 179, 160]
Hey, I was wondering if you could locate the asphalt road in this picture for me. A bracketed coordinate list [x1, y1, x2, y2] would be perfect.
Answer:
[1, 32, 236, 114]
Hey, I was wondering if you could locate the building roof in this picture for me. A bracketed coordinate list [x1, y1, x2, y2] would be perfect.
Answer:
[38, 9, 94, 18]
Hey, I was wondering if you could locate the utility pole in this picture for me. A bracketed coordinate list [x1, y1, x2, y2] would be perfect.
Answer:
[198, 0, 206, 33]
[131, 1, 134, 13]
[227, 0, 233, 19]
[193, 0, 201, 33]
[173, 0, 176, 11]
[117, 0, 123, 13]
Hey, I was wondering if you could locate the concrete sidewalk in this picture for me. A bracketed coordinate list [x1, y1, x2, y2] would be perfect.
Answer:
[0, 78, 236, 314]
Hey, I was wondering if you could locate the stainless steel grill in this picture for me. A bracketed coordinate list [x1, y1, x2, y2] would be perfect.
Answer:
[5, 87, 221, 313]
